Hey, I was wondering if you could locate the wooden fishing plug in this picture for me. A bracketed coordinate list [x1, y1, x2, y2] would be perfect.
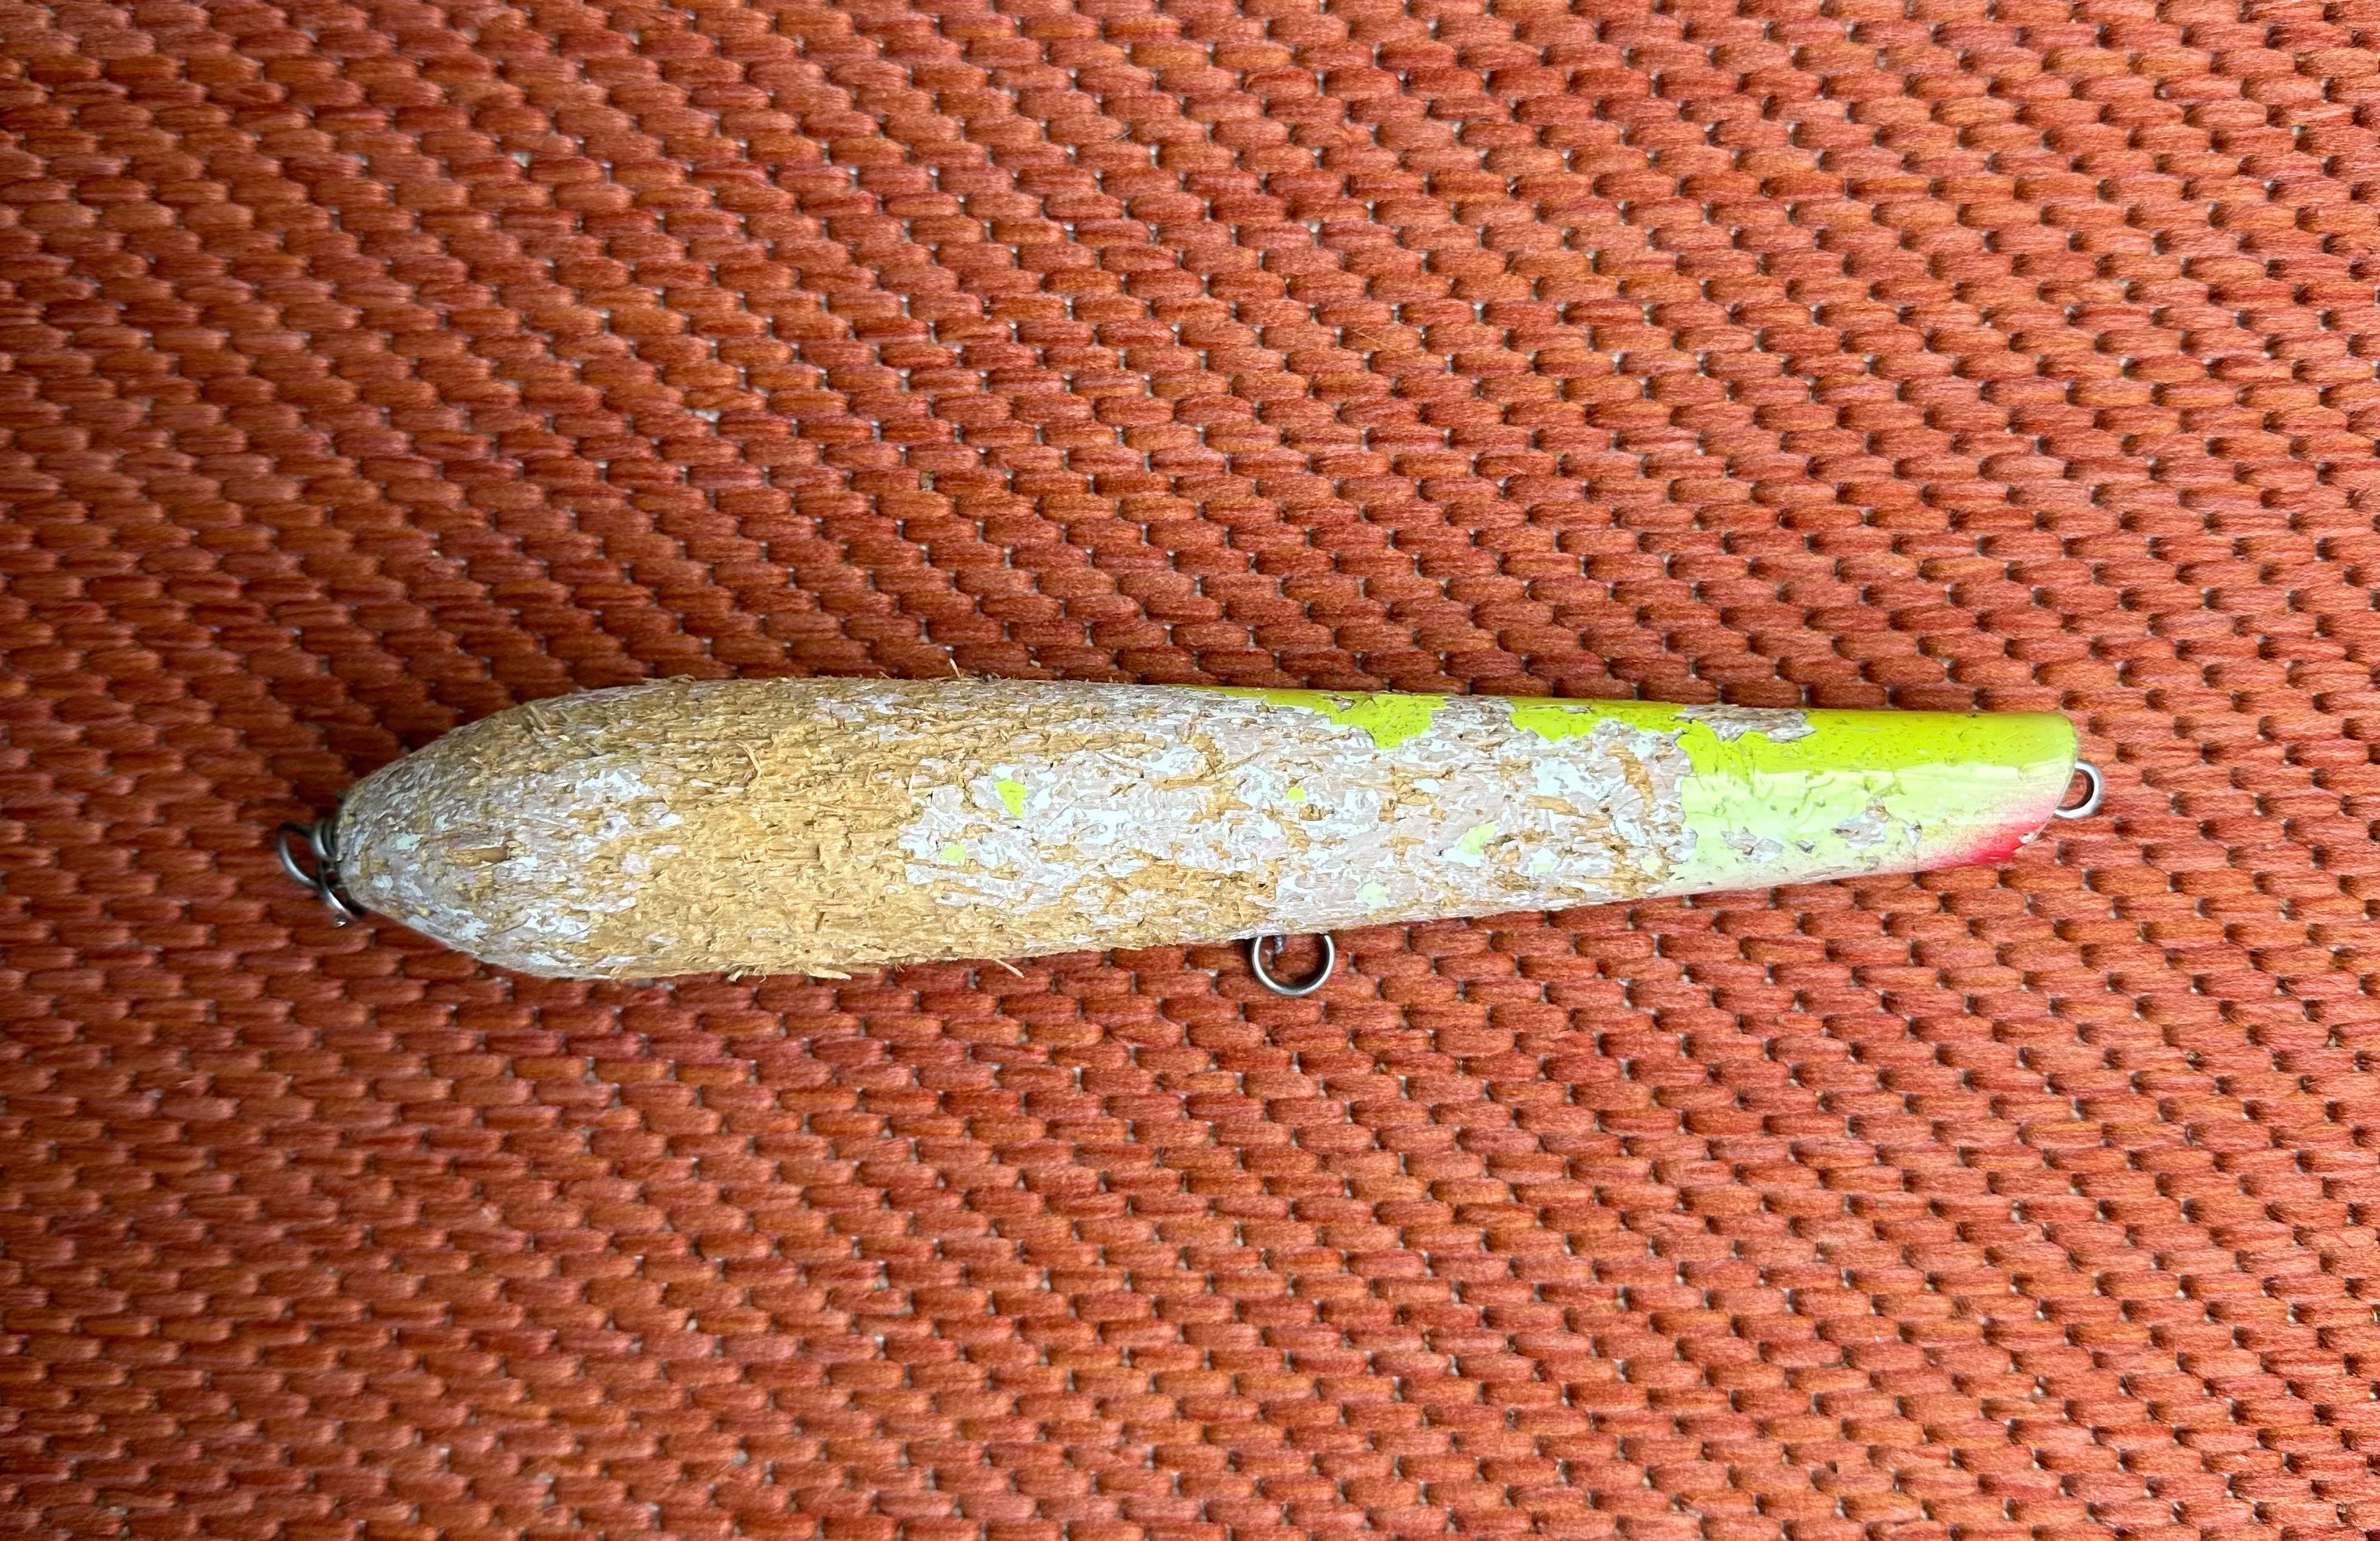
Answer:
[277, 678, 2100, 989]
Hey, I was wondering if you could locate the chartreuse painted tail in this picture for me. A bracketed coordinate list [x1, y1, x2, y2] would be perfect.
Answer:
[1218, 688, 2077, 898]
[1490, 696, 2077, 895]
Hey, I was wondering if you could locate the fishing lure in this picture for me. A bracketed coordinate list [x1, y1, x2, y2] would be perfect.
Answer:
[279, 678, 2099, 990]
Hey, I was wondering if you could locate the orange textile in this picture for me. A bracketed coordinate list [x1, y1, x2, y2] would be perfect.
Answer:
[3, 2, 2379, 1539]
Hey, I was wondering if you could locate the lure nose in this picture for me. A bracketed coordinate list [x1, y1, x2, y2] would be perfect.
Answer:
[275, 815, 361, 925]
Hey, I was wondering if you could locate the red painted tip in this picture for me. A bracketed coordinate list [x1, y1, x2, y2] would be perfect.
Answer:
[1951, 819, 2048, 868]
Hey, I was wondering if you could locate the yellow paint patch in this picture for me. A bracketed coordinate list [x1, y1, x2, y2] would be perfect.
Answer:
[995, 778, 1028, 817]
[1214, 688, 1448, 748]
[1509, 698, 2071, 782]
[1676, 708, 2074, 780]
[1509, 699, 1687, 742]
[1285, 785, 1306, 802]
[938, 842, 966, 863]
[1454, 821, 1499, 856]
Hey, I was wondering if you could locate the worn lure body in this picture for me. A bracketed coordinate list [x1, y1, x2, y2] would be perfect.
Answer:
[288, 678, 2088, 981]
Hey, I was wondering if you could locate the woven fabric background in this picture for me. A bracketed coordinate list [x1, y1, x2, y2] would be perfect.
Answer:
[2, 0, 2378, 1538]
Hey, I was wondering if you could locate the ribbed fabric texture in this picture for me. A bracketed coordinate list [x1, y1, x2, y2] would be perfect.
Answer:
[3, 2, 2378, 1539]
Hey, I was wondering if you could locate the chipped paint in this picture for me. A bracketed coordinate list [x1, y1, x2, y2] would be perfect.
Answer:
[1215, 688, 1447, 748]
[1677, 704, 1814, 743]
[1832, 803, 1891, 847]
[1449, 822, 1500, 863]
[890, 690, 1694, 940]
[1723, 830, 1786, 863]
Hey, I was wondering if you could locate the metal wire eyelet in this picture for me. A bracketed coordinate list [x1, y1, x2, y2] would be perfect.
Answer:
[2052, 760, 2104, 820]
[275, 810, 364, 924]
[1248, 933, 1334, 996]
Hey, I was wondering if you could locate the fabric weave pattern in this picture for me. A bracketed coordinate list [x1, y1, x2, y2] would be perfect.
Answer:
[2, 2, 2378, 1539]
